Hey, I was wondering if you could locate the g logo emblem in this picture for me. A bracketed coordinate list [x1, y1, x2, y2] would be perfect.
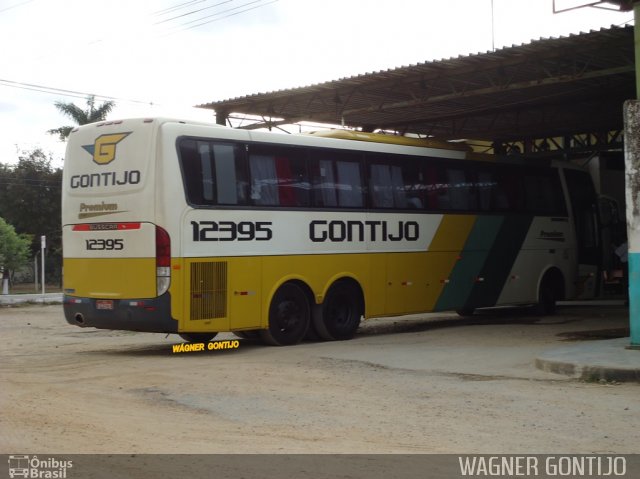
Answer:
[82, 133, 131, 165]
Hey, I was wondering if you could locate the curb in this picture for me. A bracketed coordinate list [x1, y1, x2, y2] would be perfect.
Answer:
[0, 293, 63, 305]
[535, 337, 640, 382]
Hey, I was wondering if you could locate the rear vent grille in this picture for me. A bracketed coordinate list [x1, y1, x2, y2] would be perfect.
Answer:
[190, 262, 227, 320]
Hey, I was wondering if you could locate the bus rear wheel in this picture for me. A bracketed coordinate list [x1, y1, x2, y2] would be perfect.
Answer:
[261, 282, 310, 346]
[313, 280, 363, 341]
[179, 332, 217, 343]
[234, 330, 261, 340]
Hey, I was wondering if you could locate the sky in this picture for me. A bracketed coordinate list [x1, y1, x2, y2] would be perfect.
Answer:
[0, 0, 634, 168]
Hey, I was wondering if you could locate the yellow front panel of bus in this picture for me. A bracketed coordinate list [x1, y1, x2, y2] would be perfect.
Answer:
[64, 258, 156, 299]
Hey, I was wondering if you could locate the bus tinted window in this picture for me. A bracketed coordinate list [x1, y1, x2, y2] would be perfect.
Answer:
[248, 144, 310, 207]
[178, 139, 248, 206]
[470, 166, 525, 213]
[310, 150, 364, 208]
[179, 137, 568, 217]
[445, 167, 478, 211]
[398, 158, 426, 209]
[368, 154, 408, 209]
[523, 170, 566, 215]
[493, 168, 524, 212]
[423, 164, 478, 212]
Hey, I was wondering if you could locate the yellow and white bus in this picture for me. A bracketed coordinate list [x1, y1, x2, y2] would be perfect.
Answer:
[62, 118, 600, 345]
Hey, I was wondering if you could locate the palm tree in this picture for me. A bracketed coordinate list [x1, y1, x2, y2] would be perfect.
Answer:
[48, 95, 116, 141]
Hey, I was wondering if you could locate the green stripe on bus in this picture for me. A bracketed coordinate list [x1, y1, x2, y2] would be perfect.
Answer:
[434, 216, 504, 311]
[463, 215, 534, 309]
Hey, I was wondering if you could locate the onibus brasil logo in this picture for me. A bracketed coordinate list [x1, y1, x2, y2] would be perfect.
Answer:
[82, 132, 131, 165]
[8, 455, 73, 478]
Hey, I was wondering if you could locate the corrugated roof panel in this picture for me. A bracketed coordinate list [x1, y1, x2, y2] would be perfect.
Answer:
[197, 25, 634, 142]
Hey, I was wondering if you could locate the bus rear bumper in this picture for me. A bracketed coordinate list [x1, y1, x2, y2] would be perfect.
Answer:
[63, 292, 178, 333]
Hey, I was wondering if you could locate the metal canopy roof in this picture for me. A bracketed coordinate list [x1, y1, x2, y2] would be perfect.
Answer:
[198, 25, 634, 145]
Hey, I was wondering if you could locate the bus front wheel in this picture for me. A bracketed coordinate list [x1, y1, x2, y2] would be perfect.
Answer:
[261, 282, 310, 346]
[535, 273, 562, 316]
[313, 280, 363, 341]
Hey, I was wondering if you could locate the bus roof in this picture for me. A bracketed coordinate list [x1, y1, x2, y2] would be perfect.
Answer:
[304, 129, 471, 152]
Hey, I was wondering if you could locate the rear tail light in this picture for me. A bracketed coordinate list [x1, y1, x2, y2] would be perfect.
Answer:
[156, 226, 171, 295]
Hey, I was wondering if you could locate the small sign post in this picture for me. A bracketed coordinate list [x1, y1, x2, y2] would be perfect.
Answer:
[41, 235, 46, 296]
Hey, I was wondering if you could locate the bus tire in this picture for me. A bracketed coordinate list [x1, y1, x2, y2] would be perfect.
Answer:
[535, 272, 561, 316]
[179, 332, 217, 343]
[261, 282, 310, 346]
[313, 279, 363, 341]
[304, 321, 322, 341]
[233, 330, 261, 340]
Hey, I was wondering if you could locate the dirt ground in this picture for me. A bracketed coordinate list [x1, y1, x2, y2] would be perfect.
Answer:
[1, 303, 639, 454]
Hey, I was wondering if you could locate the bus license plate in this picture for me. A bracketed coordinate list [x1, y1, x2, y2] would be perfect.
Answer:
[96, 300, 114, 310]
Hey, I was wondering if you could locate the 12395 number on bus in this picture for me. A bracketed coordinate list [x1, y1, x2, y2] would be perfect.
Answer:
[85, 238, 124, 250]
[191, 221, 273, 241]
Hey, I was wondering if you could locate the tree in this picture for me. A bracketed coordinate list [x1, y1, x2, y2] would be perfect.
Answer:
[48, 95, 116, 141]
[0, 150, 62, 283]
[0, 216, 31, 285]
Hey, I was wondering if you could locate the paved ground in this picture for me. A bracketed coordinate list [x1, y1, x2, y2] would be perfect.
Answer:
[1, 302, 639, 455]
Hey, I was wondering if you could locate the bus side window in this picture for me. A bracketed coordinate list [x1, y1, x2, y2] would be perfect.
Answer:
[336, 160, 364, 207]
[249, 154, 279, 205]
[423, 163, 440, 210]
[494, 168, 523, 212]
[212, 143, 245, 205]
[198, 142, 215, 202]
[400, 158, 424, 209]
[369, 155, 409, 209]
[370, 163, 394, 208]
[523, 171, 566, 215]
[178, 139, 247, 206]
[442, 167, 478, 211]
[277, 156, 310, 207]
[311, 158, 338, 207]
[248, 145, 310, 207]
[476, 168, 495, 211]
[274, 157, 295, 206]
[310, 151, 363, 208]
[178, 139, 205, 205]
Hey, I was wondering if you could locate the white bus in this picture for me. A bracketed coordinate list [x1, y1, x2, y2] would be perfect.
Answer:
[62, 118, 600, 345]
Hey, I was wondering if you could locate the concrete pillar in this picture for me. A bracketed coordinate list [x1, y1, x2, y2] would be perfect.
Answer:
[636, 4, 640, 99]
[624, 3, 640, 348]
[624, 100, 640, 348]
[216, 111, 228, 126]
